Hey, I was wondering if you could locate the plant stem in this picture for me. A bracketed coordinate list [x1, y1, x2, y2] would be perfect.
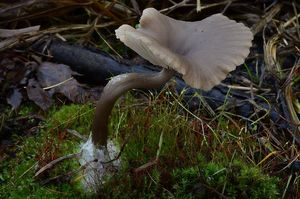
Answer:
[92, 68, 175, 147]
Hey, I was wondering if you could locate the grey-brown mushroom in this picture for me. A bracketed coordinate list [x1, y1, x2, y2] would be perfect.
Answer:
[92, 7, 253, 147]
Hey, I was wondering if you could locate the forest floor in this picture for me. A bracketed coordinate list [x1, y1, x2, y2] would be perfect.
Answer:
[0, 1, 300, 198]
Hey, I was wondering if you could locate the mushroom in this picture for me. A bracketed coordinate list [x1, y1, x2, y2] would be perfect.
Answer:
[92, 7, 253, 147]
[79, 7, 253, 191]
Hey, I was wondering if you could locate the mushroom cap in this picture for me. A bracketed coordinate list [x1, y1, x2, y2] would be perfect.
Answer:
[115, 8, 253, 90]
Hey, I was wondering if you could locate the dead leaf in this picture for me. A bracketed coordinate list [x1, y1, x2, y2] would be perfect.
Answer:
[27, 78, 52, 110]
[37, 62, 101, 103]
[7, 88, 22, 110]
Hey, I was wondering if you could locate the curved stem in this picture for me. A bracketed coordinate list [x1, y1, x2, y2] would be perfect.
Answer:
[92, 68, 175, 147]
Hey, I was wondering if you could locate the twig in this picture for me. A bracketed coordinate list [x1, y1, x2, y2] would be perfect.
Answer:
[283, 12, 300, 28]
[292, 2, 300, 39]
[198, 0, 237, 12]
[66, 129, 87, 141]
[160, 0, 194, 13]
[40, 158, 98, 185]
[251, 3, 282, 35]
[133, 159, 158, 173]
[220, 83, 271, 92]
[221, 0, 232, 14]
[282, 174, 293, 199]
[35, 152, 80, 177]
[196, 0, 201, 12]
[0, 25, 40, 38]
[93, 17, 123, 59]
[42, 77, 73, 90]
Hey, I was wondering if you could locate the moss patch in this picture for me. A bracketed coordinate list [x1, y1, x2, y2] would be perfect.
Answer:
[0, 93, 281, 198]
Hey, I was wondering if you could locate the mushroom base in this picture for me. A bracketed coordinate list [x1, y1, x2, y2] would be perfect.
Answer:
[79, 135, 120, 193]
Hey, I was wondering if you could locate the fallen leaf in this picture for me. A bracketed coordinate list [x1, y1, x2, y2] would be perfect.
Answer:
[27, 78, 52, 110]
[37, 62, 102, 103]
[7, 88, 22, 109]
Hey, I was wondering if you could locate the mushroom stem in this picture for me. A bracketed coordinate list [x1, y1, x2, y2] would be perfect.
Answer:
[92, 68, 175, 147]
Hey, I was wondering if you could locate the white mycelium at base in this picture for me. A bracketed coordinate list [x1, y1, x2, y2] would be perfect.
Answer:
[79, 135, 120, 192]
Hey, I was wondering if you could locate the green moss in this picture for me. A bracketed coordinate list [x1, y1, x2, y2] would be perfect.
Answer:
[46, 103, 94, 134]
[172, 157, 279, 199]
[1, 93, 281, 198]
[100, 93, 280, 198]
[18, 103, 39, 117]
[0, 104, 94, 199]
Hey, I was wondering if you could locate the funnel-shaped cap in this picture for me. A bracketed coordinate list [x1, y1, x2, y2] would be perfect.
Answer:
[116, 8, 253, 90]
